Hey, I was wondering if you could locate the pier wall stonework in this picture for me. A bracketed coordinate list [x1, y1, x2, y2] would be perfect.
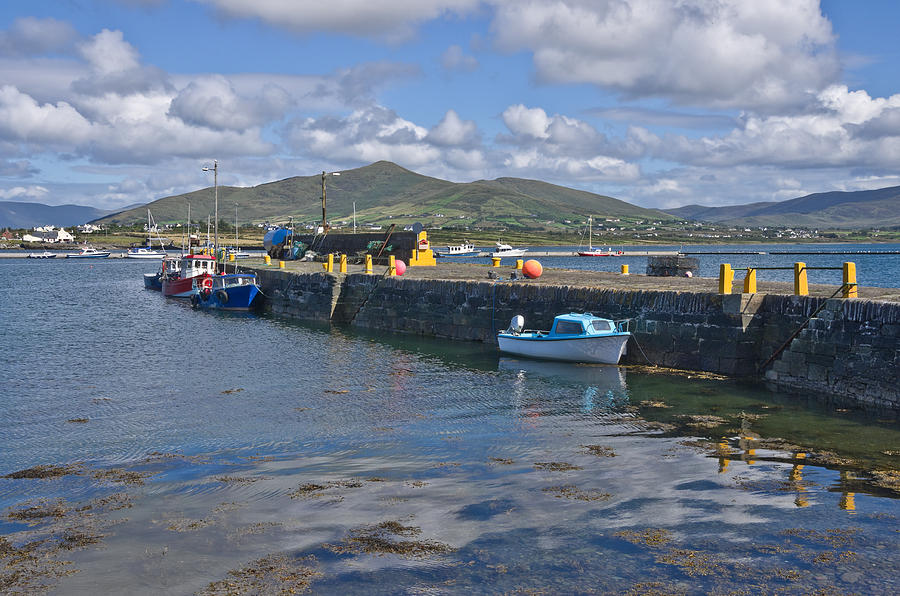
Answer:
[251, 268, 900, 410]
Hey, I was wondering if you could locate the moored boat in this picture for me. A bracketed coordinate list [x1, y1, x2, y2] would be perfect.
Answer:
[491, 242, 527, 258]
[127, 246, 168, 259]
[435, 242, 479, 258]
[189, 273, 261, 310]
[66, 245, 110, 258]
[27, 251, 56, 259]
[577, 215, 623, 257]
[161, 253, 216, 298]
[496, 313, 631, 364]
[144, 256, 181, 290]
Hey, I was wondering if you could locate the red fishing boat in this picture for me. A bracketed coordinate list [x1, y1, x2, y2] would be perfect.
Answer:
[161, 253, 216, 298]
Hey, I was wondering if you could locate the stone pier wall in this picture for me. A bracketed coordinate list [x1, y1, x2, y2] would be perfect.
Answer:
[250, 267, 899, 411]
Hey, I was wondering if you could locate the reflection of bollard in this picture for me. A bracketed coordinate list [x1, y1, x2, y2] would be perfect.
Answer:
[389, 255, 397, 276]
[515, 259, 523, 270]
[264, 255, 271, 266]
[794, 262, 808, 296]
[278, 260, 285, 269]
[621, 264, 629, 275]
[492, 257, 501, 267]
[365, 254, 373, 274]
[339, 253, 347, 273]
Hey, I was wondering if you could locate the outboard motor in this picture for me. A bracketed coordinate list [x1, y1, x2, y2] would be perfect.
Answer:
[506, 315, 525, 334]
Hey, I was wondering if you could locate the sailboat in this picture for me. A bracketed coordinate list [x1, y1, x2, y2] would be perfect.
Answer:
[126, 209, 169, 259]
[577, 216, 619, 257]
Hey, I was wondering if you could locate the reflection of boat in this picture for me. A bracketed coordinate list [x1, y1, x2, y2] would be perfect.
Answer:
[66, 245, 110, 258]
[27, 251, 56, 259]
[497, 313, 630, 364]
[143, 256, 181, 290]
[189, 273, 261, 310]
[491, 242, 527, 258]
[161, 254, 216, 298]
[498, 357, 629, 411]
[578, 216, 622, 257]
[435, 242, 479, 258]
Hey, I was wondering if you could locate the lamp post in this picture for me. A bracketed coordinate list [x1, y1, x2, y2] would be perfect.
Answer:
[321, 170, 340, 234]
[202, 159, 218, 261]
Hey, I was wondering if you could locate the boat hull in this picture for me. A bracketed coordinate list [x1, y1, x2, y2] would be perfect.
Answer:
[191, 281, 260, 310]
[143, 273, 162, 290]
[497, 333, 629, 364]
[66, 252, 110, 258]
[491, 250, 527, 258]
[162, 275, 206, 298]
[126, 250, 167, 259]
[435, 250, 479, 258]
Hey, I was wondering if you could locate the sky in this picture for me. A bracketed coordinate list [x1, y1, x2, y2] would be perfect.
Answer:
[1, 0, 900, 213]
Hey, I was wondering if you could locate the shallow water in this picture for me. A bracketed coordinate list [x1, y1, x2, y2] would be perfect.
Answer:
[1, 258, 899, 594]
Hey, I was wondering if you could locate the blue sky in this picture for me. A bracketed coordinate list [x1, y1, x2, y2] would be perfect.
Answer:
[1, 0, 900, 213]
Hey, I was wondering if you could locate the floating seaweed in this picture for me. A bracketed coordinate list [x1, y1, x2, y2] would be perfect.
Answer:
[324, 521, 454, 558]
[534, 462, 583, 472]
[198, 553, 321, 595]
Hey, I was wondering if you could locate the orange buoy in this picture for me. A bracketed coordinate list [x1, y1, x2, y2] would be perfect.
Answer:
[522, 259, 542, 279]
[395, 259, 407, 276]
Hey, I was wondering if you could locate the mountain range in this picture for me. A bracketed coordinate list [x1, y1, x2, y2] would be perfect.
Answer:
[93, 161, 674, 229]
[667, 186, 900, 228]
[0, 201, 108, 229]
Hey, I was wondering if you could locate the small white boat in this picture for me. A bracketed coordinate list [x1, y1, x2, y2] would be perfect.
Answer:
[491, 242, 527, 258]
[435, 242, 478, 258]
[225, 247, 252, 259]
[66, 245, 110, 258]
[27, 251, 56, 259]
[126, 246, 168, 259]
[497, 313, 631, 364]
[578, 216, 622, 257]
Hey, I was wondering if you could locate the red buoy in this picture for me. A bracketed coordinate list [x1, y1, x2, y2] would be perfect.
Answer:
[522, 259, 542, 279]
[395, 259, 407, 276]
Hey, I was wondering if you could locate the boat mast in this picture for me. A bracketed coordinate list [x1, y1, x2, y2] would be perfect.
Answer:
[353, 201, 356, 234]
[202, 159, 218, 267]
[589, 215, 592, 249]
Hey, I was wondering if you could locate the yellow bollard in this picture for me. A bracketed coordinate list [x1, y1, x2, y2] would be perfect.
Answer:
[718, 263, 734, 294]
[794, 262, 808, 296]
[491, 257, 501, 267]
[515, 259, 523, 270]
[743, 268, 757, 293]
[843, 262, 857, 298]
[264, 255, 271, 266]
[621, 264, 629, 275]
[339, 253, 347, 273]
[365, 254, 373, 274]
[325, 253, 334, 273]
[229, 253, 235, 262]
[278, 260, 285, 269]
[389, 255, 397, 276]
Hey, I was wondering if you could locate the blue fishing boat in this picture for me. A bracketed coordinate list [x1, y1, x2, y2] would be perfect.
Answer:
[497, 312, 631, 364]
[190, 273, 261, 311]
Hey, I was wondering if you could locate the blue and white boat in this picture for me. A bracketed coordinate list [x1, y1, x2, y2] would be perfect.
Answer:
[190, 273, 261, 311]
[497, 313, 631, 364]
[435, 242, 479, 258]
[66, 245, 110, 258]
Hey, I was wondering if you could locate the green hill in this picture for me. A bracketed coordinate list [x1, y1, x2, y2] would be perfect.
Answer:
[94, 161, 674, 229]
[666, 186, 900, 228]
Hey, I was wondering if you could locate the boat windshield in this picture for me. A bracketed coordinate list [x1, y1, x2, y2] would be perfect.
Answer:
[554, 320, 584, 335]
[590, 320, 612, 332]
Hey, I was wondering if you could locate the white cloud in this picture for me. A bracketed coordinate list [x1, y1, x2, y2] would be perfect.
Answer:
[78, 29, 140, 77]
[427, 109, 480, 146]
[194, 0, 481, 40]
[491, 0, 839, 110]
[502, 104, 551, 139]
[441, 45, 478, 71]
[0, 85, 94, 145]
[0, 17, 78, 57]
[0, 185, 49, 200]
[168, 75, 292, 130]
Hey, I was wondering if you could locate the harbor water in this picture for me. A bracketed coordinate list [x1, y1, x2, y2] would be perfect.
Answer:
[1, 257, 899, 594]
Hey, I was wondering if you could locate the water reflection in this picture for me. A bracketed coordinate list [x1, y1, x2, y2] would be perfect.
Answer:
[497, 357, 629, 412]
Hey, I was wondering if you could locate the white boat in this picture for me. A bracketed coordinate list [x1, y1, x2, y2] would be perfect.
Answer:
[225, 247, 252, 259]
[127, 209, 168, 259]
[126, 246, 168, 259]
[578, 216, 622, 257]
[491, 242, 527, 258]
[66, 245, 110, 258]
[27, 251, 56, 259]
[497, 313, 631, 364]
[435, 242, 478, 258]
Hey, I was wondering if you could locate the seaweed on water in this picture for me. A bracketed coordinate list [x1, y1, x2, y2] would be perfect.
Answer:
[198, 553, 321, 595]
[613, 528, 673, 548]
[91, 468, 149, 486]
[323, 521, 454, 558]
[2, 464, 83, 480]
[582, 445, 617, 457]
[534, 462, 583, 472]
[7, 500, 69, 524]
[542, 485, 611, 502]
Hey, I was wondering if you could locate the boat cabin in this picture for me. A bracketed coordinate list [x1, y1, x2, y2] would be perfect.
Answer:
[179, 254, 217, 278]
[551, 314, 619, 336]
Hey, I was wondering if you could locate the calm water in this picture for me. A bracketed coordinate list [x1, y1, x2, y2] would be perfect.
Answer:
[1, 258, 899, 594]
[455, 242, 900, 287]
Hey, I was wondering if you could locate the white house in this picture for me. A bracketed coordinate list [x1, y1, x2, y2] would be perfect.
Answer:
[22, 227, 74, 243]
